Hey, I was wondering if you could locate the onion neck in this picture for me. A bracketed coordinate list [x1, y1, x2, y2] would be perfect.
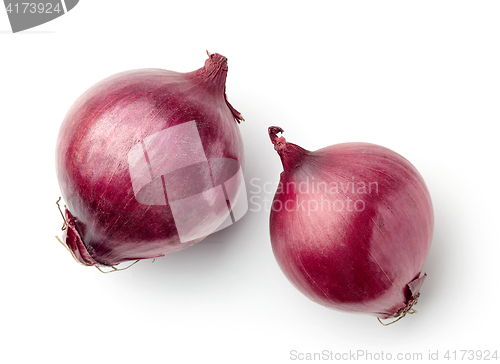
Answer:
[268, 126, 310, 172]
[194, 52, 228, 95]
[187, 52, 243, 123]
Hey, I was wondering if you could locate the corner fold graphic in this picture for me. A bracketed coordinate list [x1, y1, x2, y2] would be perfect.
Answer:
[64, 0, 78, 12]
[4, 0, 79, 33]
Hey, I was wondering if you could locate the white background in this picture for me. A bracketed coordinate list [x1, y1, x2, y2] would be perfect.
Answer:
[1, 1, 499, 363]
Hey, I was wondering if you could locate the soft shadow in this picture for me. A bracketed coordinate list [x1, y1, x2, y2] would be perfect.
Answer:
[121, 211, 253, 286]
[416, 200, 455, 320]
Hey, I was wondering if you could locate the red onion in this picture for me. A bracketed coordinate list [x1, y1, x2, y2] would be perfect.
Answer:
[56, 53, 247, 267]
[268, 127, 433, 322]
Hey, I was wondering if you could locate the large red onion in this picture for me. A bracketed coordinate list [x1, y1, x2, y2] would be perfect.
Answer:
[268, 127, 433, 321]
[56, 53, 247, 267]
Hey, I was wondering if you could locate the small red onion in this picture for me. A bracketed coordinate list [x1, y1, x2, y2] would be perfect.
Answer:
[268, 126, 433, 321]
[56, 53, 247, 267]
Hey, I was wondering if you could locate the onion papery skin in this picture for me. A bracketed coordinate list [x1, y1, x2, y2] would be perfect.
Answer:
[56, 53, 245, 267]
[268, 127, 433, 319]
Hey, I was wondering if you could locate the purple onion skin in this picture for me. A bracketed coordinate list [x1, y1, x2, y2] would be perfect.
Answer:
[56, 54, 244, 267]
[268, 127, 433, 319]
